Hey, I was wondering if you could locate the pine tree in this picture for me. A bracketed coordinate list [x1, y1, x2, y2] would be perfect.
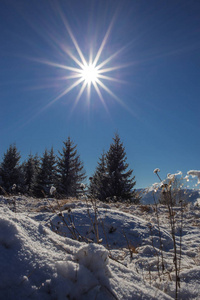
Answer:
[0, 166, 3, 187]
[57, 137, 86, 198]
[90, 134, 139, 203]
[89, 151, 109, 201]
[106, 133, 138, 202]
[23, 153, 40, 195]
[0, 144, 22, 193]
[34, 148, 57, 197]
[48, 147, 57, 189]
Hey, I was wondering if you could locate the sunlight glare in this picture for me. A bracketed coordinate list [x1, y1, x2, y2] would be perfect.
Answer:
[81, 64, 99, 84]
[37, 13, 133, 114]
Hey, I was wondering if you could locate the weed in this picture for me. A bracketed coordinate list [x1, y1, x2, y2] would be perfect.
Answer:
[153, 168, 183, 300]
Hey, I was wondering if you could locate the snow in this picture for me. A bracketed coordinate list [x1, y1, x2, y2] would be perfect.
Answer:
[188, 170, 200, 184]
[0, 195, 200, 299]
[50, 207, 173, 251]
[167, 171, 182, 180]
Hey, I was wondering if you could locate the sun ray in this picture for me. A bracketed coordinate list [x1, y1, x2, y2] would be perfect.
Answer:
[32, 8, 134, 116]
[96, 78, 120, 101]
[86, 81, 92, 104]
[98, 62, 132, 74]
[97, 74, 126, 83]
[34, 58, 82, 73]
[95, 78, 133, 114]
[61, 46, 85, 69]
[96, 45, 127, 70]
[93, 18, 115, 67]
[93, 81, 109, 112]
[45, 77, 84, 108]
[61, 74, 83, 80]
[58, 9, 87, 67]
[23, 77, 86, 126]
[71, 80, 88, 112]
[89, 48, 93, 66]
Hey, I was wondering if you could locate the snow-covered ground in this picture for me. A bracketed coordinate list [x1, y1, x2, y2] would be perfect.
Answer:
[1, 194, 200, 299]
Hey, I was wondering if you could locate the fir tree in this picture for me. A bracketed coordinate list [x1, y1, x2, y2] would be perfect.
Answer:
[89, 151, 109, 201]
[90, 134, 139, 203]
[0, 144, 22, 193]
[23, 153, 40, 195]
[48, 147, 57, 188]
[106, 133, 138, 202]
[34, 148, 57, 197]
[57, 137, 86, 198]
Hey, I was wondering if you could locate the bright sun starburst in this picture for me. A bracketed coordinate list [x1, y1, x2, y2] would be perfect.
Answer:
[81, 64, 99, 84]
[37, 13, 132, 113]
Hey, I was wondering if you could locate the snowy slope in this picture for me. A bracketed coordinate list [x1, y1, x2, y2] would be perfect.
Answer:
[1, 195, 200, 299]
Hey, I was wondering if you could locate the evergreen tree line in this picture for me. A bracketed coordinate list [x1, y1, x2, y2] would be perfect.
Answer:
[0, 134, 139, 203]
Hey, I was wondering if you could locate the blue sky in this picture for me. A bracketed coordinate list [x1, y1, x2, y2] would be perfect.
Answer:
[0, 0, 200, 188]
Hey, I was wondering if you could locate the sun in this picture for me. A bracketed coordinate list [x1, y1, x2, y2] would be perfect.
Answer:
[81, 63, 99, 84]
[37, 16, 131, 113]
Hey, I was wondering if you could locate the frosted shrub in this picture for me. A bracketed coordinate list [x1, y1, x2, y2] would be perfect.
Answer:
[50, 186, 56, 196]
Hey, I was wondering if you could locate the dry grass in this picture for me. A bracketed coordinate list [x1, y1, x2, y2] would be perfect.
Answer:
[129, 245, 138, 254]
[140, 205, 152, 213]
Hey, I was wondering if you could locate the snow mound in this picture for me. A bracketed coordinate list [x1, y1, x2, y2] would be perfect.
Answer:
[0, 218, 21, 249]
[76, 243, 111, 282]
[50, 207, 173, 251]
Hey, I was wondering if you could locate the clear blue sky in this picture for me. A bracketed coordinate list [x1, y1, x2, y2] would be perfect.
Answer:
[0, 0, 200, 188]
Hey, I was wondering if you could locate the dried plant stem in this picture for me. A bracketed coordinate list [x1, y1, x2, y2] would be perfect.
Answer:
[122, 229, 133, 258]
[0, 186, 8, 196]
[164, 188, 179, 300]
[149, 224, 162, 282]
[86, 197, 100, 243]
[153, 194, 165, 273]
[154, 171, 183, 299]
